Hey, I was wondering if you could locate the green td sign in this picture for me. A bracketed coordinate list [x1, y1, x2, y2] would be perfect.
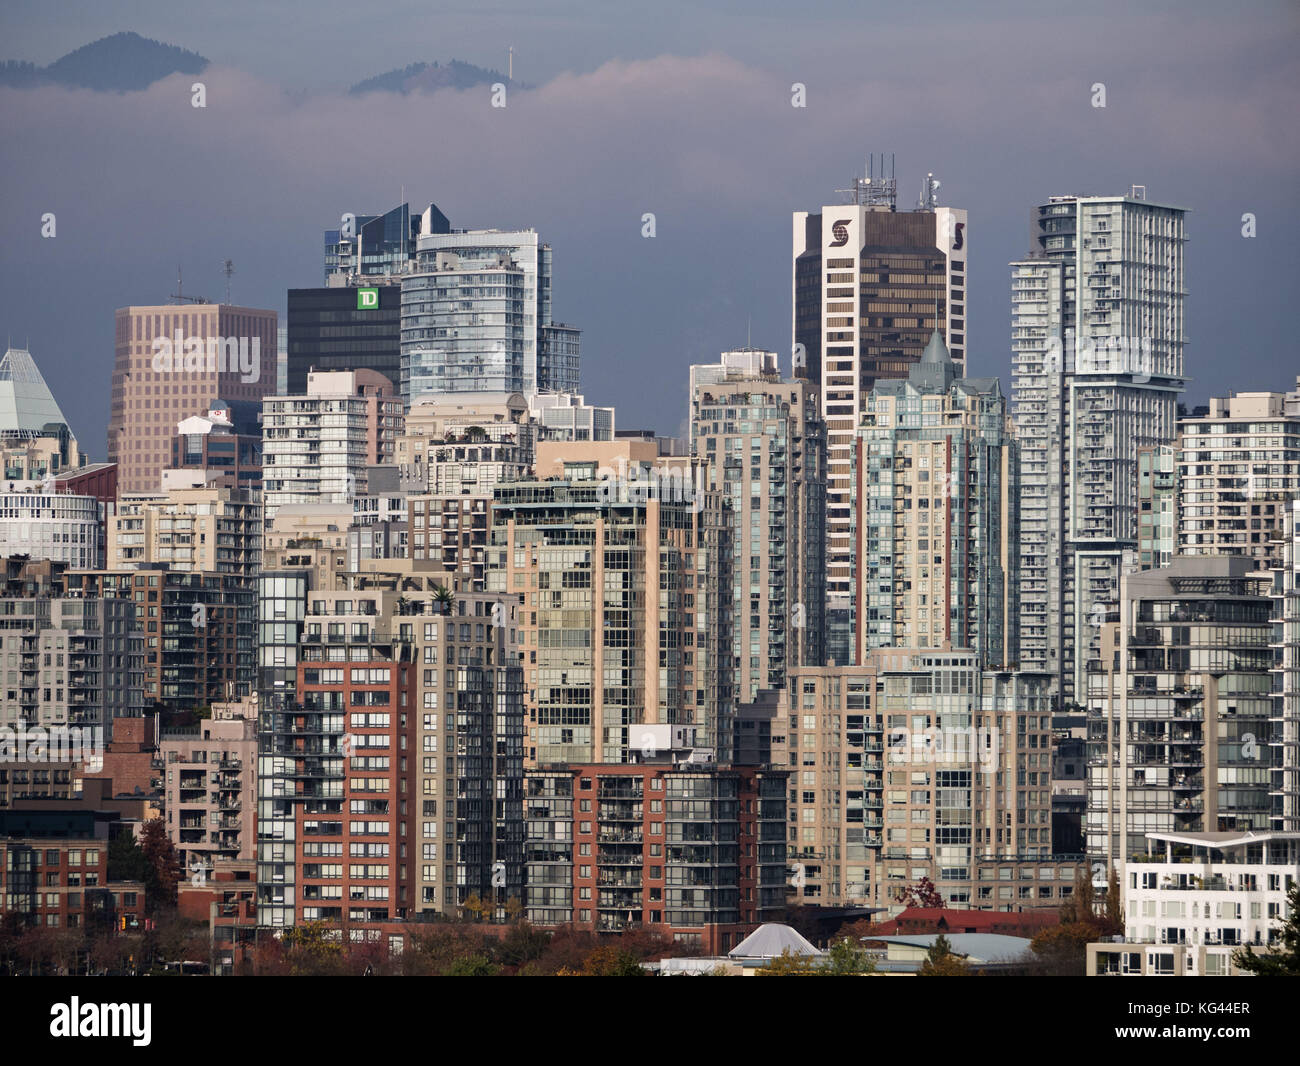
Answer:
[357, 288, 379, 310]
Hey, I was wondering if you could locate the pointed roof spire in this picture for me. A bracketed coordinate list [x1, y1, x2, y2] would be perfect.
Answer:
[921, 328, 952, 366]
[908, 329, 957, 392]
[0, 348, 72, 440]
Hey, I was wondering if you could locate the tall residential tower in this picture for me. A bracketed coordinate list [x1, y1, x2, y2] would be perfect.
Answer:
[1010, 190, 1186, 705]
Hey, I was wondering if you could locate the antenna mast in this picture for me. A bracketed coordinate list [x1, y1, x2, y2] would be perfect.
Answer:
[837, 152, 896, 209]
[221, 259, 235, 305]
[918, 172, 941, 210]
[170, 266, 208, 305]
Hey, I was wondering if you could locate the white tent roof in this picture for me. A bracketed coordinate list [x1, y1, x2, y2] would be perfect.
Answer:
[727, 923, 824, 959]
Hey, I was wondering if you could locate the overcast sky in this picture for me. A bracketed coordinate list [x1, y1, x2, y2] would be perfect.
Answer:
[2, 0, 1297, 454]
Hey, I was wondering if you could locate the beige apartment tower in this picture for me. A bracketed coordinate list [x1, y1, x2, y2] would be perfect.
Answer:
[109, 304, 277, 494]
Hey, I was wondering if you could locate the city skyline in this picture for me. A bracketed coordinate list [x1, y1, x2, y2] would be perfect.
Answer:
[1, 1, 1298, 995]
[2, 2, 1298, 458]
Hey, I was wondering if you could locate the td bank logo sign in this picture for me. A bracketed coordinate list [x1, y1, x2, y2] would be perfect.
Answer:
[357, 287, 379, 310]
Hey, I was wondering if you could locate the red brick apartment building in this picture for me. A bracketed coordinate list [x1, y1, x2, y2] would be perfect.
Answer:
[524, 761, 788, 954]
[293, 653, 412, 928]
[0, 807, 145, 933]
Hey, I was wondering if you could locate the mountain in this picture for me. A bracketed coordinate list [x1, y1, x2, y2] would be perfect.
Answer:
[349, 59, 514, 95]
[0, 32, 208, 91]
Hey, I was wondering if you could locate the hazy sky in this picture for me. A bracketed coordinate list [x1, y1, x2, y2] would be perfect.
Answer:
[2, 0, 1297, 454]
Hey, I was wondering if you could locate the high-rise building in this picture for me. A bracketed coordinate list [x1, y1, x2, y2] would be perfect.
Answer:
[524, 754, 788, 952]
[1269, 498, 1300, 832]
[1136, 444, 1177, 570]
[779, 650, 1064, 912]
[255, 564, 524, 928]
[324, 201, 450, 281]
[528, 392, 615, 442]
[161, 709, 257, 874]
[107, 486, 262, 577]
[395, 393, 535, 493]
[262, 370, 402, 529]
[1086, 555, 1273, 866]
[0, 347, 78, 459]
[0, 485, 102, 568]
[856, 330, 1018, 667]
[401, 229, 580, 403]
[286, 285, 402, 396]
[689, 348, 827, 702]
[0, 559, 144, 732]
[109, 304, 278, 494]
[68, 566, 255, 713]
[1177, 390, 1300, 572]
[793, 171, 967, 663]
[1011, 190, 1186, 704]
[487, 440, 715, 766]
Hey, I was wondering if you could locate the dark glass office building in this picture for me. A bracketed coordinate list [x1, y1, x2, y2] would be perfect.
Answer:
[285, 285, 402, 394]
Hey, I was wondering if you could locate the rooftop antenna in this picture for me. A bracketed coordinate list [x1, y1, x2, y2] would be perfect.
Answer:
[221, 259, 234, 305]
[918, 172, 940, 211]
[838, 152, 896, 209]
[170, 266, 208, 305]
[508, 46, 515, 81]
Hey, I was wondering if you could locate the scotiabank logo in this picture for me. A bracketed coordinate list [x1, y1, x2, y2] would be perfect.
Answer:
[952, 222, 965, 250]
[829, 220, 851, 247]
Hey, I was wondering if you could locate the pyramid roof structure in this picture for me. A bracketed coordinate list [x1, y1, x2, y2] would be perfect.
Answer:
[0, 348, 71, 439]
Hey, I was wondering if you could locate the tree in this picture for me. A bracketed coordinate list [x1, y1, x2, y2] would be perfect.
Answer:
[757, 947, 821, 975]
[137, 819, 181, 913]
[108, 828, 147, 883]
[280, 921, 345, 976]
[461, 893, 493, 921]
[835, 917, 880, 944]
[1103, 865, 1124, 937]
[896, 876, 945, 909]
[821, 938, 876, 975]
[445, 952, 501, 976]
[918, 934, 971, 976]
[518, 926, 600, 976]
[1061, 864, 1095, 925]
[1025, 921, 1099, 977]
[1233, 881, 1300, 976]
[579, 945, 646, 976]
[432, 584, 456, 615]
[496, 921, 551, 969]
[143, 910, 208, 974]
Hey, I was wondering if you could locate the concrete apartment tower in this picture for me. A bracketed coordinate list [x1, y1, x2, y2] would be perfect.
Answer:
[855, 330, 1018, 668]
[401, 229, 581, 405]
[109, 304, 278, 494]
[1086, 556, 1273, 866]
[1177, 385, 1300, 572]
[261, 369, 402, 529]
[487, 440, 719, 767]
[793, 163, 967, 663]
[1010, 189, 1186, 707]
[689, 348, 828, 704]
